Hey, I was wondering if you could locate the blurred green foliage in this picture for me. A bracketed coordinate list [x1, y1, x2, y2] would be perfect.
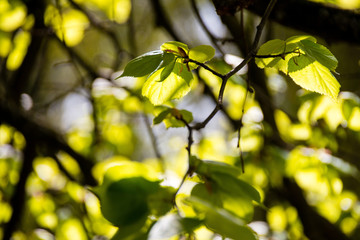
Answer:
[1, 0, 360, 239]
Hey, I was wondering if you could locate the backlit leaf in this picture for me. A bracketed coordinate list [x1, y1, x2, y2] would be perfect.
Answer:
[297, 40, 338, 71]
[160, 41, 189, 55]
[142, 62, 193, 105]
[159, 59, 176, 82]
[288, 55, 340, 100]
[188, 45, 215, 69]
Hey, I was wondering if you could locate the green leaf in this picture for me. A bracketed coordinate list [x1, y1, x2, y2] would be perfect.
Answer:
[153, 108, 193, 127]
[188, 45, 216, 69]
[142, 62, 193, 105]
[191, 182, 254, 222]
[111, 219, 148, 240]
[191, 183, 223, 208]
[151, 52, 176, 77]
[119, 50, 163, 78]
[148, 186, 175, 217]
[185, 197, 258, 240]
[285, 35, 316, 44]
[159, 59, 176, 82]
[255, 39, 286, 69]
[297, 40, 338, 71]
[288, 55, 340, 100]
[255, 35, 340, 99]
[190, 156, 242, 178]
[98, 177, 159, 227]
[164, 109, 193, 128]
[255, 35, 319, 74]
[153, 108, 172, 125]
[210, 172, 262, 204]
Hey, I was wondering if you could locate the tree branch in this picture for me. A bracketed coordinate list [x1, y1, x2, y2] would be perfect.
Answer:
[247, 0, 360, 44]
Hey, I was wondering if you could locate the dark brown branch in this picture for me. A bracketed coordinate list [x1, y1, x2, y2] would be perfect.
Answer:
[192, 0, 278, 130]
[247, 0, 360, 44]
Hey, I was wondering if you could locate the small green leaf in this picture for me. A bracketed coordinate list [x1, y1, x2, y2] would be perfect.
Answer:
[210, 172, 261, 204]
[153, 108, 171, 125]
[288, 55, 340, 100]
[190, 156, 242, 178]
[142, 62, 193, 105]
[255, 35, 318, 74]
[184, 197, 258, 240]
[119, 50, 163, 78]
[188, 45, 216, 69]
[159, 59, 176, 82]
[297, 40, 338, 71]
[153, 108, 193, 127]
[151, 52, 176, 76]
[255, 39, 286, 69]
[164, 109, 193, 128]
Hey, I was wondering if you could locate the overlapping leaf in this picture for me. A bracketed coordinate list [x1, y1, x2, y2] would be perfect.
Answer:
[118, 41, 215, 105]
[153, 107, 193, 128]
[255, 35, 340, 100]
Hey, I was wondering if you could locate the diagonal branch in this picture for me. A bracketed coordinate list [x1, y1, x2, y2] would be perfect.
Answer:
[247, 0, 360, 44]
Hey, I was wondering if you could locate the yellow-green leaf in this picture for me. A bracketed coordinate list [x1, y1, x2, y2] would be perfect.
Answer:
[142, 62, 193, 105]
[188, 45, 215, 69]
[288, 55, 340, 100]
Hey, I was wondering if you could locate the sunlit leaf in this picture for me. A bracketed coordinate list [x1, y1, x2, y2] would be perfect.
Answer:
[153, 108, 172, 125]
[297, 40, 338, 71]
[142, 62, 193, 105]
[188, 45, 215, 69]
[160, 41, 189, 55]
[153, 107, 193, 127]
[288, 55, 340, 99]
[119, 50, 163, 78]
[160, 59, 176, 82]
[255, 39, 286, 69]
